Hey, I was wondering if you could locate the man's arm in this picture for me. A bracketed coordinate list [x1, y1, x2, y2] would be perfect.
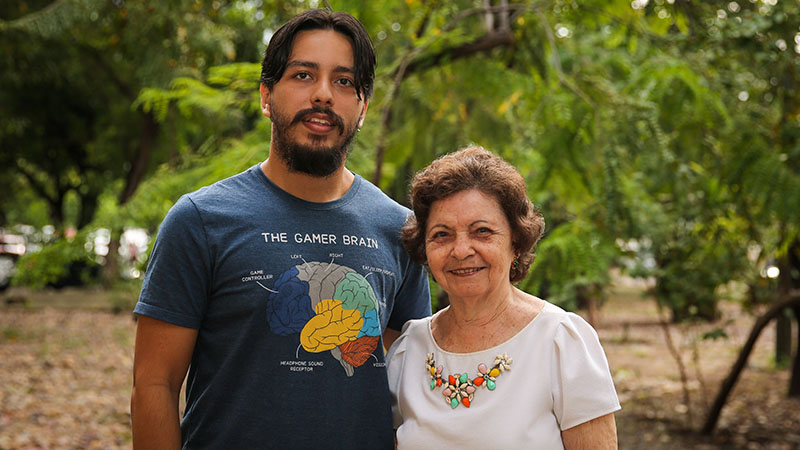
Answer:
[561, 413, 618, 450]
[131, 315, 198, 450]
[382, 327, 402, 351]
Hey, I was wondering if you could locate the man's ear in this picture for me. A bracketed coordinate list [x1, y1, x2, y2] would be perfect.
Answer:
[260, 84, 271, 118]
[357, 99, 369, 129]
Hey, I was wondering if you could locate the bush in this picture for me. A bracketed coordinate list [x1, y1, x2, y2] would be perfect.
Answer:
[12, 236, 101, 289]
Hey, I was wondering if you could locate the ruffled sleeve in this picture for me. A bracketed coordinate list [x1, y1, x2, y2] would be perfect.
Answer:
[550, 312, 621, 430]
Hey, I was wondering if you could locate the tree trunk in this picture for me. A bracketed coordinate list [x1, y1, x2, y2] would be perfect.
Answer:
[119, 111, 158, 205]
[776, 257, 794, 366]
[576, 284, 599, 328]
[104, 111, 158, 286]
[776, 312, 792, 366]
[788, 240, 800, 396]
[103, 228, 121, 288]
[77, 190, 100, 230]
[702, 292, 800, 434]
[790, 305, 800, 397]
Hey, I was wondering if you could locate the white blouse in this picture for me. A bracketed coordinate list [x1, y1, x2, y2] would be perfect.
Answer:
[386, 302, 620, 449]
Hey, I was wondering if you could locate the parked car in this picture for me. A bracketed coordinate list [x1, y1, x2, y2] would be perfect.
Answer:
[0, 232, 26, 291]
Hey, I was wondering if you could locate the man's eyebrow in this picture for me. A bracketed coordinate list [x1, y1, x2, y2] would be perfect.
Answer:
[285, 60, 354, 74]
[286, 60, 318, 70]
[333, 65, 354, 74]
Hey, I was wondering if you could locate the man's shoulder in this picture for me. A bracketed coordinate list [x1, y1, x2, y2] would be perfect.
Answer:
[352, 174, 410, 216]
[185, 165, 263, 205]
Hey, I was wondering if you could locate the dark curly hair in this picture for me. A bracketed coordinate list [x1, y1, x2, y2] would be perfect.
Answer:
[260, 9, 376, 101]
[402, 146, 545, 282]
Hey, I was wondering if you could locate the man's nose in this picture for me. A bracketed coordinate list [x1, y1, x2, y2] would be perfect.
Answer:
[312, 79, 333, 106]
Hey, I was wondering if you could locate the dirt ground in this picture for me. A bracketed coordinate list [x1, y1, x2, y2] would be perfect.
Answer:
[0, 283, 798, 449]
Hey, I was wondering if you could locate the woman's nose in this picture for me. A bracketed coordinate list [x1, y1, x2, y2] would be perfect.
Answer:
[452, 233, 475, 259]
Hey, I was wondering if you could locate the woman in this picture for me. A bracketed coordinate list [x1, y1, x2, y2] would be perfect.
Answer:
[387, 146, 620, 449]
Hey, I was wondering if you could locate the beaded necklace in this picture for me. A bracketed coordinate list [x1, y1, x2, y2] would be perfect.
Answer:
[425, 352, 512, 409]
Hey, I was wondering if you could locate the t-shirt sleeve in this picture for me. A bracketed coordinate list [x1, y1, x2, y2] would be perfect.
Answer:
[386, 319, 415, 429]
[550, 313, 621, 430]
[134, 195, 212, 329]
[386, 257, 431, 332]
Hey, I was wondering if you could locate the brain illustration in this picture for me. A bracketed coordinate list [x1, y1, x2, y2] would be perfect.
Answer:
[266, 261, 381, 376]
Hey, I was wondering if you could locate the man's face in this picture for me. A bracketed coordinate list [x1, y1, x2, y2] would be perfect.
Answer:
[261, 29, 369, 177]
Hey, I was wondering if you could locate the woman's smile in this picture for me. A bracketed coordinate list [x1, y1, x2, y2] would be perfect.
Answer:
[425, 189, 516, 303]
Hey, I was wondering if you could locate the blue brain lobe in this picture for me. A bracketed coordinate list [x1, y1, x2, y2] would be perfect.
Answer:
[266, 267, 314, 335]
[357, 309, 381, 338]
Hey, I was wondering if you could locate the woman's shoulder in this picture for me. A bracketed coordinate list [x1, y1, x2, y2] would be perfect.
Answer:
[527, 300, 598, 338]
[400, 315, 433, 334]
[387, 315, 433, 359]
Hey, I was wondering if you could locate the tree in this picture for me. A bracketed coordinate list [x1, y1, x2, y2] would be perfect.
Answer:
[1, 0, 266, 282]
[0, 0, 264, 230]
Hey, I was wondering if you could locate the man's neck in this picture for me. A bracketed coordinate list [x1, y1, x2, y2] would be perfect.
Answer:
[260, 156, 355, 203]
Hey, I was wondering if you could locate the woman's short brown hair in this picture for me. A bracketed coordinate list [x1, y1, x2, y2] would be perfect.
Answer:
[402, 145, 545, 282]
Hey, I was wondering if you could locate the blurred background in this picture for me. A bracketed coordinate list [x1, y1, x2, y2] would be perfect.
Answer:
[0, 0, 799, 448]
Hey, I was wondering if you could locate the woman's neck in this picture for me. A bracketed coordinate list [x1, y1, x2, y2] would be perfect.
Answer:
[433, 287, 542, 353]
[444, 286, 515, 329]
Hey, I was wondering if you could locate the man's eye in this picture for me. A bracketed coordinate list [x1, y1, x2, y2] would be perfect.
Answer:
[337, 78, 354, 86]
[294, 73, 310, 80]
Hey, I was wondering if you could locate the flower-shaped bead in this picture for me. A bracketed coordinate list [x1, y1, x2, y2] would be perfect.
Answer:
[442, 373, 476, 408]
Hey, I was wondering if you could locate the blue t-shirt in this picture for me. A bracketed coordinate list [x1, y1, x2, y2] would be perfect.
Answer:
[135, 164, 431, 449]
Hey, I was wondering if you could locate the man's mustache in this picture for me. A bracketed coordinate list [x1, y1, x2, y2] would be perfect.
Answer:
[291, 106, 345, 135]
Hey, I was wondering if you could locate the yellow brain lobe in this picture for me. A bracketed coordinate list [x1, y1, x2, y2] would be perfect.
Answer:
[300, 299, 364, 353]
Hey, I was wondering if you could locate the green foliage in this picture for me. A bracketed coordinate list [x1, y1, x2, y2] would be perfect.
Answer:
[3, 0, 799, 318]
[12, 236, 100, 290]
[702, 328, 729, 341]
[116, 126, 267, 233]
[522, 220, 619, 309]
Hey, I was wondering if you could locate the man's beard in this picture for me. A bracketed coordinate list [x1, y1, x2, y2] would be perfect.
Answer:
[270, 104, 359, 178]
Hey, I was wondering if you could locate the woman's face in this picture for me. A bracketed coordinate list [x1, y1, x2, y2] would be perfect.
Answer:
[424, 189, 516, 303]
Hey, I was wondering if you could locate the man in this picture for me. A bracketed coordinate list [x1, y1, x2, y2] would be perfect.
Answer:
[130, 9, 431, 449]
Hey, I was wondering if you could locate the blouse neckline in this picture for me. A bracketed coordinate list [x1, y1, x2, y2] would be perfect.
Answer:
[425, 302, 558, 356]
